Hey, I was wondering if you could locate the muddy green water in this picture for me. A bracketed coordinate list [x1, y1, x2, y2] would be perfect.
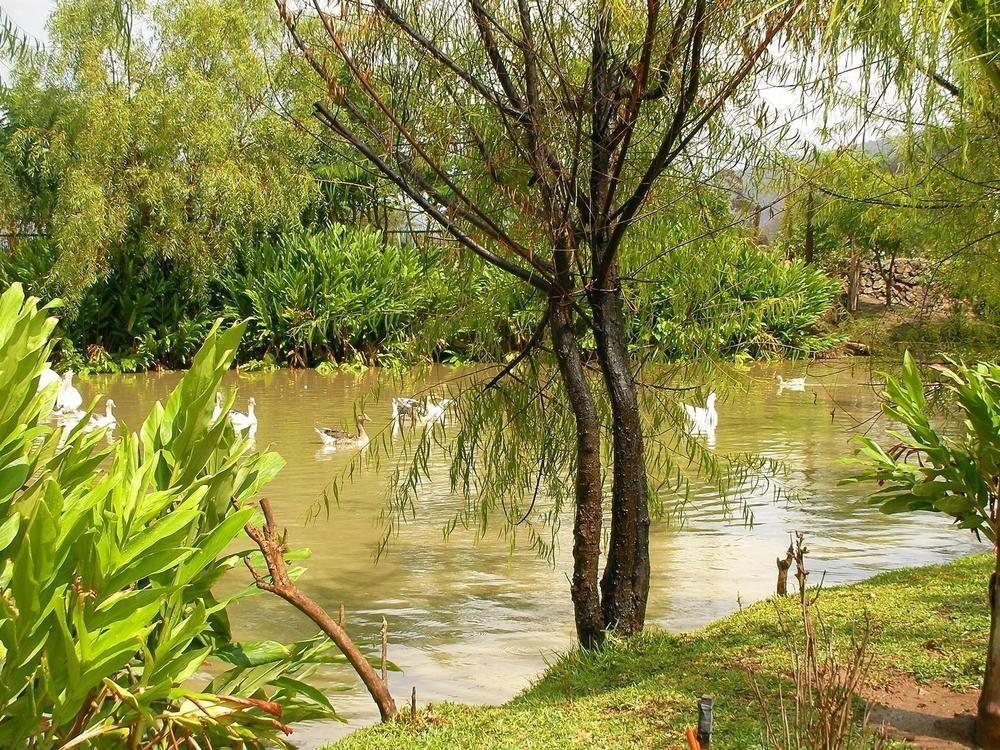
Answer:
[82, 362, 976, 747]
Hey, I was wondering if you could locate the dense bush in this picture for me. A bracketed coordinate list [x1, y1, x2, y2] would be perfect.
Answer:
[633, 235, 841, 358]
[0, 239, 215, 372]
[0, 225, 842, 371]
[220, 227, 452, 367]
[0, 288, 343, 746]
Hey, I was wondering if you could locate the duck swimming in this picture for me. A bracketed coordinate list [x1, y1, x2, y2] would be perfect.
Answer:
[315, 413, 372, 447]
[229, 397, 258, 434]
[55, 370, 83, 413]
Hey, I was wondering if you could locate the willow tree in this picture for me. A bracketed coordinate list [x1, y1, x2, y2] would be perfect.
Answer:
[274, 0, 819, 646]
[810, 0, 1000, 315]
[0, 0, 317, 305]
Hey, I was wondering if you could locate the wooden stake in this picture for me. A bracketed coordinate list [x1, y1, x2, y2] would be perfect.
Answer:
[380, 616, 389, 686]
[776, 540, 794, 596]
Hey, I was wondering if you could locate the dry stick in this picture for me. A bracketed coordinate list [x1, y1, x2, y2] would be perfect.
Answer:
[380, 617, 389, 686]
[776, 540, 794, 596]
[410, 686, 417, 725]
[241, 498, 397, 720]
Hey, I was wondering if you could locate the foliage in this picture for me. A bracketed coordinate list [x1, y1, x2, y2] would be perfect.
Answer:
[848, 352, 1000, 540]
[0, 0, 317, 306]
[0, 9, 38, 65]
[788, 0, 1000, 318]
[330, 555, 990, 749]
[847, 352, 1000, 743]
[220, 227, 454, 367]
[0, 285, 341, 747]
[632, 233, 841, 358]
[776, 147, 982, 311]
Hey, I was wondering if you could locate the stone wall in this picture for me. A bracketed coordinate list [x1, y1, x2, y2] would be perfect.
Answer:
[856, 258, 940, 309]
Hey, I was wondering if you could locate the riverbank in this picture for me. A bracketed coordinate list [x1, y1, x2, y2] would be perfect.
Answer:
[330, 554, 989, 749]
[831, 305, 1000, 360]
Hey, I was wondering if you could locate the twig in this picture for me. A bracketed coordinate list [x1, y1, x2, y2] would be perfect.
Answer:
[240, 498, 398, 720]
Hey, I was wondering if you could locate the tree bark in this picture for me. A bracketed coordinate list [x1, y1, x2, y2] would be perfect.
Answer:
[883, 251, 896, 309]
[803, 190, 815, 265]
[549, 296, 606, 648]
[242, 499, 397, 720]
[590, 270, 651, 635]
[847, 246, 861, 315]
[976, 557, 1000, 747]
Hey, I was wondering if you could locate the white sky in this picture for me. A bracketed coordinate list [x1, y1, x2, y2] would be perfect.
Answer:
[3, 0, 52, 42]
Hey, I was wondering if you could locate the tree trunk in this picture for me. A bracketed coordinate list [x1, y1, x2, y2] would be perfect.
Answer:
[976, 555, 1000, 747]
[803, 190, 815, 265]
[883, 252, 896, 309]
[549, 297, 606, 648]
[847, 246, 860, 315]
[590, 271, 651, 635]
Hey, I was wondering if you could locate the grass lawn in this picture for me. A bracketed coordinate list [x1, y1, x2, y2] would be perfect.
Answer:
[329, 554, 991, 749]
[836, 306, 1000, 360]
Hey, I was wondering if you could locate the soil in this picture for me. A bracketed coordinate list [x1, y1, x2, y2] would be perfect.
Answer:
[867, 675, 978, 749]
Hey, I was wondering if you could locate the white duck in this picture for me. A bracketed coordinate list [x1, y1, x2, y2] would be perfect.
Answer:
[211, 392, 224, 423]
[418, 395, 452, 424]
[55, 371, 83, 413]
[315, 413, 372, 447]
[776, 375, 807, 392]
[85, 399, 117, 432]
[228, 397, 258, 434]
[37, 367, 61, 393]
[683, 392, 718, 433]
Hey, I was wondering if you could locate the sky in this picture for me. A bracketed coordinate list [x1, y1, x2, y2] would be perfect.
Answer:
[3, 0, 51, 43]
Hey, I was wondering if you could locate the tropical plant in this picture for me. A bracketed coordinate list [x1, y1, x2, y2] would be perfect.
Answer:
[634, 235, 840, 358]
[847, 352, 1000, 745]
[0, 284, 341, 747]
[220, 227, 450, 367]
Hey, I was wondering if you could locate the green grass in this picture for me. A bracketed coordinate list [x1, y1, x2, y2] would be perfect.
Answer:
[837, 307, 1000, 359]
[330, 554, 991, 749]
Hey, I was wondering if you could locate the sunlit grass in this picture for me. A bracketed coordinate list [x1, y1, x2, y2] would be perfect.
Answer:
[330, 553, 989, 749]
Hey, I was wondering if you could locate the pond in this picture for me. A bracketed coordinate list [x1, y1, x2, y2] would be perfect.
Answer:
[82, 361, 977, 747]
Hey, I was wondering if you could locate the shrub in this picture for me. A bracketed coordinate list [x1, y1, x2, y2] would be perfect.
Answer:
[0, 285, 339, 747]
[219, 227, 449, 367]
[634, 235, 841, 358]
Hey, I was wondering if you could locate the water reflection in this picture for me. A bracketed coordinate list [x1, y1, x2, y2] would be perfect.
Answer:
[80, 361, 978, 747]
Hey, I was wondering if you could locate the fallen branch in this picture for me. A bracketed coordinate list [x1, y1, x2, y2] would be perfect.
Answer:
[241, 498, 398, 720]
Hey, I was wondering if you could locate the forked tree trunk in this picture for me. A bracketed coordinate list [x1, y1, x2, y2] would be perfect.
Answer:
[976, 554, 1000, 747]
[549, 297, 606, 648]
[590, 272, 651, 634]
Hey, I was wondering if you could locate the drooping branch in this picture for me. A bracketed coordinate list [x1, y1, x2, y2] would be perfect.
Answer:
[241, 498, 398, 721]
[282, 0, 553, 282]
[311, 101, 556, 293]
[485, 306, 551, 390]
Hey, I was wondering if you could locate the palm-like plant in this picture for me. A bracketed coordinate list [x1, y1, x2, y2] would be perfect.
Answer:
[848, 352, 1000, 745]
[0, 285, 342, 748]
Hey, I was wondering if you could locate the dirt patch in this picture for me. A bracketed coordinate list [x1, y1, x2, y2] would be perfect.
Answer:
[866, 675, 977, 749]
